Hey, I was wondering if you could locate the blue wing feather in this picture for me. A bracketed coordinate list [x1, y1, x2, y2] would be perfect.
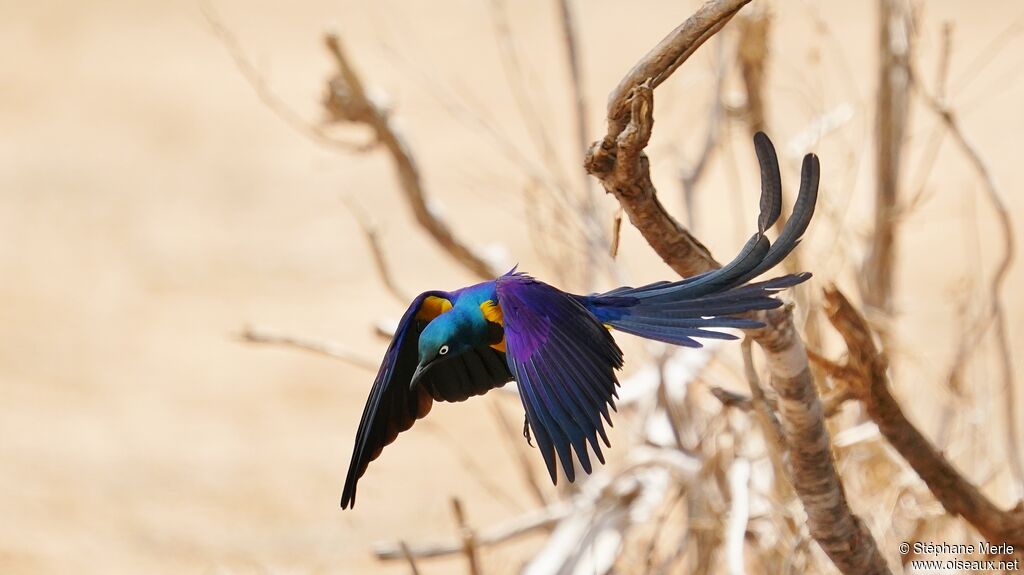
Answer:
[340, 290, 451, 509]
[579, 136, 818, 347]
[496, 274, 622, 484]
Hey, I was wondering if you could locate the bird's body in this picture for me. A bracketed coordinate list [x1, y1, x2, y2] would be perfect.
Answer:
[341, 134, 820, 509]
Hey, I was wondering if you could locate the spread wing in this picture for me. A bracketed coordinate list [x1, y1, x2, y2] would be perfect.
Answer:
[340, 290, 513, 509]
[340, 291, 451, 509]
[495, 273, 623, 484]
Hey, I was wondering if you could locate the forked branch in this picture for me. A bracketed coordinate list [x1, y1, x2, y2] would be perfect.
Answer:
[322, 33, 500, 280]
[822, 286, 1024, 547]
[584, 1, 889, 573]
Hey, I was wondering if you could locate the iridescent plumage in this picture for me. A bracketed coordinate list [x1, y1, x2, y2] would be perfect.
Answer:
[341, 134, 819, 509]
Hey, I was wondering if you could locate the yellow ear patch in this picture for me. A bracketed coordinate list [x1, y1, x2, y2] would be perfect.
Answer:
[481, 300, 506, 352]
[480, 300, 504, 325]
[416, 295, 452, 321]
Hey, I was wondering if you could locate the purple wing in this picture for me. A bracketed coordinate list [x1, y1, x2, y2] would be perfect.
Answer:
[496, 273, 623, 483]
[340, 291, 448, 509]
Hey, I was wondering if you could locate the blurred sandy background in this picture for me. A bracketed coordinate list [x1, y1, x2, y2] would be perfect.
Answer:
[2, 1, 1022, 573]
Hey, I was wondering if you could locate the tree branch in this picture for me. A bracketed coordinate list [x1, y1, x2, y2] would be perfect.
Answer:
[374, 503, 570, 561]
[583, 2, 889, 573]
[322, 33, 500, 280]
[203, 3, 372, 153]
[862, 0, 912, 318]
[239, 326, 377, 370]
[341, 198, 412, 303]
[909, 56, 1024, 499]
[822, 285, 1024, 547]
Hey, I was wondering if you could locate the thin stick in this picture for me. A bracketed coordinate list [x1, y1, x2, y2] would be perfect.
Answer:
[202, 3, 369, 152]
[341, 198, 411, 303]
[862, 0, 912, 319]
[489, 399, 550, 507]
[911, 56, 1024, 499]
[451, 498, 483, 575]
[374, 502, 571, 561]
[239, 326, 377, 370]
[680, 36, 727, 228]
[489, 0, 569, 196]
[323, 33, 499, 280]
[556, 0, 608, 288]
[397, 541, 422, 575]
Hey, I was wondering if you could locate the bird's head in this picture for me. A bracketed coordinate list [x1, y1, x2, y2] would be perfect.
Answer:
[410, 312, 477, 389]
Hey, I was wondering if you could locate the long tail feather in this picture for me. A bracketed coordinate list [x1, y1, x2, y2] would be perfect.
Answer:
[578, 133, 818, 347]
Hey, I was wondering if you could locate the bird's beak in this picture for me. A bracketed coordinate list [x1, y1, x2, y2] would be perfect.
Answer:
[410, 362, 430, 390]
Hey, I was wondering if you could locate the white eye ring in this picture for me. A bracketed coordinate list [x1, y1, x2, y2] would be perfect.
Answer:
[439, 345, 449, 356]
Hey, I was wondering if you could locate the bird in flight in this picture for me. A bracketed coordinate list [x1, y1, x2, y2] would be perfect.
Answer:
[341, 133, 819, 509]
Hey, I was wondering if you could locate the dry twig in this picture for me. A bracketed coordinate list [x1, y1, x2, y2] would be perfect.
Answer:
[203, 3, 370, 152]
[341, 198, 411, 303]
[489, 399, 550, 507]
[862, 0, 912, 318]
[374, 502, 571, 561]
[909, 58, 1024, 499]
[735, 6, 770, 135]
[239, 326, 377, 370]
[679, 36, 727, 228]
[322, 33, 500, 280]
[397, 541, 422, 575]
[556, 0, 608, 289]
[450, 498, 483, 575]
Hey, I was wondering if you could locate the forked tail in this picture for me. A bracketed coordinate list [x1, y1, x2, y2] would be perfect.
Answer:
[579, 133, 819, 347]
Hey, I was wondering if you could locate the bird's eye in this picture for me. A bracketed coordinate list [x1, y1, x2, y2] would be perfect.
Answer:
[439, 345, 449, 356]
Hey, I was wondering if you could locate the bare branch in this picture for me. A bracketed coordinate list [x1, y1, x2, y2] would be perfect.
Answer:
[735, 6, 770, 135]
[489, 0, 567, 193]
[450, 498, 483, 575]
[861, 0, 912, 318]
[557, 0, 591, 175]
[322, 33, 500, 280]
[239, 326, 377, 370]
[586, 83, 719, 277]
[821, 286, 1024, 547]
[202, 3, 370, 152]
[489, 399, 550, 507]
[910, 57, 1023, 498]
[341, 198, 411, 303]
[584, 2, 889, 572]
[374, 503, 571, 561]
[556, 0, 609, 289]
[397, 541, 422, 575]
[680, 36, 727, 227]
